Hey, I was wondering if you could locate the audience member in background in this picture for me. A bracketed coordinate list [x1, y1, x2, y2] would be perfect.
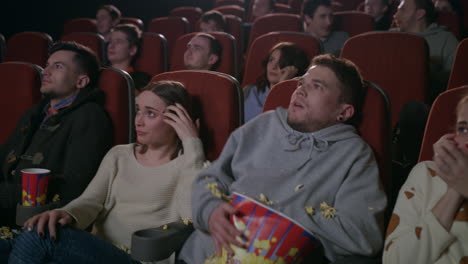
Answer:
[394, 0, 458, 101]
[384, 93, 468, 263]
[1, 81, 205, 264]
[365, 0, 392, 30]
[199, 10, 227, 32]
[96, 4, 121, 42]
[250, 0, 275, 22]
[244, 42, 309, 122]
[303, 0, 349, 56]
[179, 54, 386, 264]
[107, 24, 150, 92]
[184, 33, 222, 71]
[0, 42, 113, 228]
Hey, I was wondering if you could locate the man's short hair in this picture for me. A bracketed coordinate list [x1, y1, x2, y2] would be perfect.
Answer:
[311, 54, 364, 125]
[111, 23, 142, 48]
[98, 5, 121, 20]
[49, 41, 100, 87]
[200, 10, 227, 31]
[195, 33, 223, 70]
[414, 0, 436, 25]
[302, 0, 332, 18]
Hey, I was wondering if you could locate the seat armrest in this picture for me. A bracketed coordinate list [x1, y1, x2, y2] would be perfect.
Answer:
[131, 221, 194, 262]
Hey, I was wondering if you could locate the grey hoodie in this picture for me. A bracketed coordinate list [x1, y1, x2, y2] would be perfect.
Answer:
[179, 108, 387, 263]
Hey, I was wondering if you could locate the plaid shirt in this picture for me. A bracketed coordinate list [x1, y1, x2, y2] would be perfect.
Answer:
[42, 94, 78, 123]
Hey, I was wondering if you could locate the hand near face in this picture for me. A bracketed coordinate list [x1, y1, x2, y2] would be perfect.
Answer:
[279, 65, 299, 83]
[433, 133, 468, 198]
[23, 210, 74, 240]
[208, 202, 247, 256]
[163, 103, 200, 141]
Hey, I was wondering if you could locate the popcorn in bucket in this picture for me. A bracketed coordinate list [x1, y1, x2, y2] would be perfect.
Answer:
[206, 192, 322, 264]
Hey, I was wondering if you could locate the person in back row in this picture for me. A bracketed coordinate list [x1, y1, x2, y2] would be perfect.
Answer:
[394, 0, 458, 101]
[179, 54, 387, 264]
[1, 81, 206, 264]
[184, 33, 222, 71]
[244, 42, 309, 122]
[302, 0, 349, 56]
[96, 4, 121, 42]
[0, 42, 113, 228]
[199, 10, 227, 33]
[365, 0, 392, 30]
[107, 23, 151, 92]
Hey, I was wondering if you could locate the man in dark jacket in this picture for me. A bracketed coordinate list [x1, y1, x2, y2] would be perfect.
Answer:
[0, 42, 113, 227]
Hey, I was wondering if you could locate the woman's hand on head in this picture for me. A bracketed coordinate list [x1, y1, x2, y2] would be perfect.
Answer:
[433, 133, 468, 198]
[23, 210, 74, 240]
[163, 103, 199, 141]
[279, 65, 299, 82]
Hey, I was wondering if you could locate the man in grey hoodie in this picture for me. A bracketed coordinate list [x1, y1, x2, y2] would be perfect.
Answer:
[394, 0, 459, 100]
[178, 54, 387, 264]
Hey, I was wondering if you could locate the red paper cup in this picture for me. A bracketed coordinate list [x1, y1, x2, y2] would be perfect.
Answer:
[21, 168, 50, 207]
[209, 192, 322, 263]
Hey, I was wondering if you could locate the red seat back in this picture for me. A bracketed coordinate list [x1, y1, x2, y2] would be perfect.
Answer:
[419, 86, 468, 161]
[148, 17, 190, 58]
[151, 70, 243, 160]
[215, 0, 245, 7]
[341, 32, 428, 127]
[63, 18, 97, 35]
[248, 14, 302, 49]
[436, 12, 461, 39]
[5, 32, 53, 67]
[0, 62, 42, 144]
[333, 0, 363, 11]
[170, 32, 238, 77]
[120, 17, 145, 30]
[263, 78, 392, 193]
[135, 33, 168, 77]
[275, 3, 293, 13]
[448, 38, 468, 90]
[242, 31, 321, 87]
[213, 5, 246, 20]
[288, 0, 304, 13]
[170, 6, 203, 31]
[61, 32, 105, 64]
[333, 11, 374, 36]
[98, 67, 136, 145]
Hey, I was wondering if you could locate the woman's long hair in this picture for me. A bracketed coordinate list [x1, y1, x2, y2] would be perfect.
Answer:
[138, 81, 194, 159]
[255, 42, 309, 93]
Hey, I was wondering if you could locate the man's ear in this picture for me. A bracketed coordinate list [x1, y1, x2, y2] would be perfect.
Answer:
[129, 45, 138, 57]
[76, 75, 90, 89]
[208, 54, 219, 66]
[337, 103, 355, 122]
[415, 8, 426, 22]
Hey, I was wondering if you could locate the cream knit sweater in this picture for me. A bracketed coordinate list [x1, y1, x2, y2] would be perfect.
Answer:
[383, 161, 468, 264]
[60, 137, 205, 250]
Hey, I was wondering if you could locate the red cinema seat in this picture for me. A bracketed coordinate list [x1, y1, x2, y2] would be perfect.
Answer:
[448, 38, 468, 90]
[148, 17, 190, 59]
[120, 17, 145, 30]
[135, 33, 168, 77]
[61, 32, 105, 64]
[98, 67, 136, 145]
[151, 70, 243, 160]
[248, 14, 302, 49]
[0, 62, 42, 144]
[170, 6, 203, 32]
[5, 32, 53, 68]
[213, 5, 246, 20]
[63, 18, 97, 35]
[215, 0, 245, 7]
[333, 11, 374, 36]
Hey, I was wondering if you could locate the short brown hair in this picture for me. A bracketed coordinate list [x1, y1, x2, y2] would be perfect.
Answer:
[98, 5, 121, 20]
[311, 54, 364, 125]
[200, 10, 227, 31]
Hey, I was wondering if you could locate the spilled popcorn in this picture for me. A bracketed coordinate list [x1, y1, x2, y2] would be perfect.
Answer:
[305, 206, 315, 216]
[205, 182, 230, 201]
[52, 194, 61, 202]
[182, 218, 192, 226]
[162, 225, 168, 230]
[0, 226, 14, 240]
[294, 184, 304, 192]
[259, 193, 274, 205]
[320, 202, 337, 219]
